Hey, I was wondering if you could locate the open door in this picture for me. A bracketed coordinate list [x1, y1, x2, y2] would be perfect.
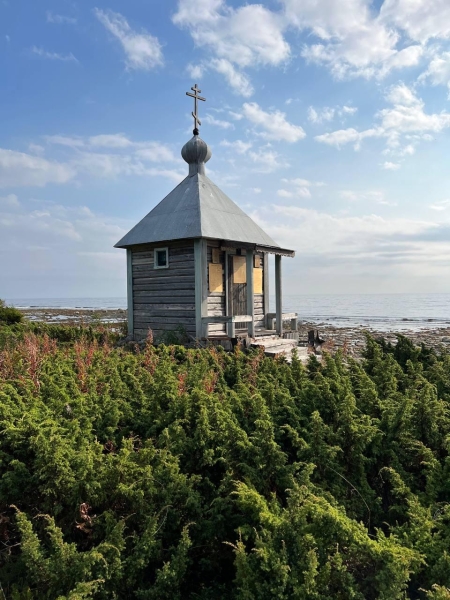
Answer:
[228, 255, 248, 332]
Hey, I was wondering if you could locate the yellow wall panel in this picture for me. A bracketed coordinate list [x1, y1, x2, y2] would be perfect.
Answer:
[209, 263, 223, 293]
[254, 268, 263, 294]
[233, 256, 246, 284]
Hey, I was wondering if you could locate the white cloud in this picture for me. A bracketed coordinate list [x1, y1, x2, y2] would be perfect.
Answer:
[284, 0, 422, 79]
[378, 85, 450, 133]
[0, 199, 130, 297]
[430, 199, 450, 211]
[45, 133, 175, 162]
[308, 106, 334, 124]
[28, 144, 45, 156]
[248, 146, 284, 173]
[277, 187, 311, 198]
[339, 190, 359, 202]
[0, 132, 181, 189]
[0, 149, 76, 188]
[220, 139, 252, 153]
[385, 82, 419, 106]
[315, 127, 381, 149]
[242, 102, 306, 142]
[31, 46, 78, 62]
[400, 144, 415, 156]
[173, 0, 290, 68]
[339, 189, 387, 204]
[173, 0, 289, 95]
[382, 161, 401, 170]
[89, 134, 133, 148]
[252, 187, 262, 193]
[253, 205, 444, 278]
[380, 0, 450, 43]
[94, 8, 163, 70]
[279, 177, 325, 198]
[277, 189, 294, 198]
[316, 84, 450, 154]
[46, 11, 77, 25]
[71, 152, 180, 180]
[419, 51, 450, 96]
[45, 135, 85, 148]
[342, 105, 358, 115]
[0, 194, 20, 208]
[209, 58, 254, 97]
[281, 177, 325, 187]
[0, 145, 181, 188]
[204, 114, 234, 129]
[134, 144, 175, 163]
[188, 58, 254, 96]
[172, 0, 450, 90]
[282, 177, 310, 187]
[308, 104, 358, 124]
[186, 63, 205, 79]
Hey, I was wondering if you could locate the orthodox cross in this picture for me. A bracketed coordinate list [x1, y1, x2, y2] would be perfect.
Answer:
[186, 84, 206, 134]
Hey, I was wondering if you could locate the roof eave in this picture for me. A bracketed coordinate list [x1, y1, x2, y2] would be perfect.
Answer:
[115, 238, 295, 257]
[219, 240, 295, 257]
[256, 245, 295, 258]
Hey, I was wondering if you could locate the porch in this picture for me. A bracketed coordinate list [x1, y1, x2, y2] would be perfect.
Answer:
[195, 239, 296, 343]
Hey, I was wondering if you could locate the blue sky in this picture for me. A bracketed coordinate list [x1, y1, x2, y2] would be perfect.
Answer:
[1, 0, 450, 298]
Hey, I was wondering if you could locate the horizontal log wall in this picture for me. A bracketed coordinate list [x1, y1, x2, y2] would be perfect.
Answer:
[132, 241, 195, 339]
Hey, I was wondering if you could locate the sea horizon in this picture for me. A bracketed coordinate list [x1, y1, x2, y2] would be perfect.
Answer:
[5, 292, 450, 332]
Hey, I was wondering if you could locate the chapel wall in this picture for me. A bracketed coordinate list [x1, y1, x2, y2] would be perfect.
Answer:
[131, 240, 196, 340]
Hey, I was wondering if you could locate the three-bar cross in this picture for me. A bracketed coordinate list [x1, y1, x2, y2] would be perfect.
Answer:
[186, 84, 206, 134]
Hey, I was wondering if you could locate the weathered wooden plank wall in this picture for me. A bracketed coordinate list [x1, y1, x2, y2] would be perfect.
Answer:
[131, 241, 196, 339]
[207, 240, 226, 333]
[131, 239, 268, 340]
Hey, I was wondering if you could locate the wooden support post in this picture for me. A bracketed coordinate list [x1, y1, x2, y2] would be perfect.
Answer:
[275, 254, 282, 336]
[225, 252, 234, 337]
[126, 249, 134, 336]
[263, 253, 269, 326]
[195, 239, 208, 338]
[246, 250, 255, 338]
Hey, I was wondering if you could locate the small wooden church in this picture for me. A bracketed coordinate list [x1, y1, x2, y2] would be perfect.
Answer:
[115, 85, 296, 346]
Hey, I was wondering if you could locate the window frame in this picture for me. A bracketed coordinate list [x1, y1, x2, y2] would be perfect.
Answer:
[154, 247, 169, 270]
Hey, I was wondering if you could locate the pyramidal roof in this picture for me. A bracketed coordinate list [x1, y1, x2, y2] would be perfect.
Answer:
[115, 132, 291, 253]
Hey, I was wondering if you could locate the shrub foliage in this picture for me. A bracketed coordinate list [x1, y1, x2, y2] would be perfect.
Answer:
[0, 330, 450, 599]
[0, 300, 23, 326]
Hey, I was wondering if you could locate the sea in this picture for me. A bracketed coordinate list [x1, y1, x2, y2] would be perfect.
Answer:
[5, 293, 450, 332]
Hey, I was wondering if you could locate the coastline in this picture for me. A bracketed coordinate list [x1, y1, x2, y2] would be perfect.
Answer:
[298, 321, 450, 357]
[17, 307, 450, 356]
[19, 307, 127, 324]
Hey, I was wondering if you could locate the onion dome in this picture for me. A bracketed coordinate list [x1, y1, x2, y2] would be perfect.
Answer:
[181, 133, 212, 176]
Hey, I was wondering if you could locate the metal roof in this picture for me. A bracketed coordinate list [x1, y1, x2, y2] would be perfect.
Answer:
[115, 173, 285, 250]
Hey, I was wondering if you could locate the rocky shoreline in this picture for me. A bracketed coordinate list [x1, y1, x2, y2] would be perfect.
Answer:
[17, 308, 450, 357]
[298, 321, 450, 358]
[20, 307, 127, 325]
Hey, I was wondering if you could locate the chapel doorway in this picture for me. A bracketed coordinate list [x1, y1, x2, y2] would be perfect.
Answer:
[228, 254, 248, 331]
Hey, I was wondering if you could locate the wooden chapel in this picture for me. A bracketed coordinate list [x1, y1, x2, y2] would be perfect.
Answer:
[115, 85, 296, 343]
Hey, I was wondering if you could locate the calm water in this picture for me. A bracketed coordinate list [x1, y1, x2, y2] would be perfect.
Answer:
[6, 293, 450, 331]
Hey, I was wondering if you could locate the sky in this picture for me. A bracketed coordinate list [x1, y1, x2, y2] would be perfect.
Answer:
[1, 0, 450, 298]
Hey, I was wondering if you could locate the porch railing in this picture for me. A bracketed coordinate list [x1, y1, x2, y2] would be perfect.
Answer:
[201, 315, 253, 338]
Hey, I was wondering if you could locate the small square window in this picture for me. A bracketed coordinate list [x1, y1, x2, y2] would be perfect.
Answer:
[154, 248, 169, 269]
